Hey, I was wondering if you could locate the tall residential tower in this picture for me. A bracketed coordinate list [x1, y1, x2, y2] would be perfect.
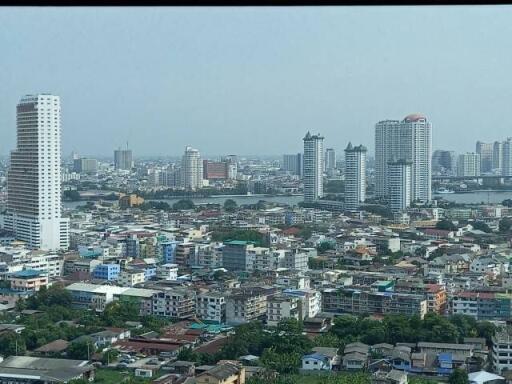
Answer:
[303, 132, 324, 203]
[181, 146, 203, 190]
[375, 114, 432, 203]
[2, 94, 69, 250]
[344, 143, 367, 211]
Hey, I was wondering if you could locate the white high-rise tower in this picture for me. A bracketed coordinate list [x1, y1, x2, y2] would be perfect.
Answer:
[303, 132, 324, 203]
[388, 159, 412, 213]
[344, 143, 367, 211]
[375, 114, 432, 203]
[3, 94, 69, 250]
[181, 146, 203, 190]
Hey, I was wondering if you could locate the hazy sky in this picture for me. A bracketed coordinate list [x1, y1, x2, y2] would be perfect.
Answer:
[1, 6, 511, 158]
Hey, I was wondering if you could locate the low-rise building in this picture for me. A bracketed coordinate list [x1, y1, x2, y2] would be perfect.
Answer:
[196, 291, 226, 323]
[119, 269, 145, 287]
[266, 294, 300, 326]
[152, 288, 196, 319]
[9, 269, 48, 293]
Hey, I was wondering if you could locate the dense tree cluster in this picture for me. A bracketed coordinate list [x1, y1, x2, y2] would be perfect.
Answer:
[327, 313, 496, 348]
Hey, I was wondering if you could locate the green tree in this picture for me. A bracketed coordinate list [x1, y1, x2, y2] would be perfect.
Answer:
[0, 332, 26, 357]
[177, 346, 200, 362]
[448, 368, 469, 384]
[172, 199, 195, 210]
[102, 299, 140, 326]
[224, 199, 238, 212]
[436, 219, 457, 231]
[260, 347, 301, 374]
[472, 221, 492, 233]
[499, 217, 512, 233]
[317, 241, 336, 254]
[101, 349, 119, 365]
[67, 340, 96, 360]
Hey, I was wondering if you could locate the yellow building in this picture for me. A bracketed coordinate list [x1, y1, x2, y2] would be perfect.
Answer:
[119, 194, 144, 209]
[196, 362, 245, 384]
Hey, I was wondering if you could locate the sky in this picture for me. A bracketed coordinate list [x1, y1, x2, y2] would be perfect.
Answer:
[1, 6, 512, 158]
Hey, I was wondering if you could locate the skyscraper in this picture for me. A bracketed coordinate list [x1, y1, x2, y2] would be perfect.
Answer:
[325, 148, 336, 172]
[432, 150, 457, 175]
[502, 138, 512, 177]
[181, 146, 203, 190]
[388, 159, 412, 213]
[493, 141, 503, 173]
[344, 143, 367, 211]
[114, 148, 133, 170]
[457, 152, 481, 177]
[476, 141, 494, 173]
[282, 153, 303, 177]
[375, 114, 432, 203]
[303, 132, 324, 203]
[3, 94, 69, 250]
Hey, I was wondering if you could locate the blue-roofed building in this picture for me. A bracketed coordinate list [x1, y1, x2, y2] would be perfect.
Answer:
[92, 264, 120, 281]
[9, 269, 48, 293]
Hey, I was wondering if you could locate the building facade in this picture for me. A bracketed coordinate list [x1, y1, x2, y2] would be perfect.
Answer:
[114, 148, 133, 170]
[303, 132, 324, 203]
[181, 146, 203, 190]
[344, 143, 367, 211]
[375, 114, 432, 203]
[457, 152, 481, 177]
[3, 94, 69, 250]
[388, 159, 412, 213]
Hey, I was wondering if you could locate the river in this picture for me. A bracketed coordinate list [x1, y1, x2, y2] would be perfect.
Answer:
[433, 190, 512, 204]
[62, 190, 512, 210]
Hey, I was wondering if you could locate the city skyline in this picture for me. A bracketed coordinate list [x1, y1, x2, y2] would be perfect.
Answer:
[2, 6, 512, 156]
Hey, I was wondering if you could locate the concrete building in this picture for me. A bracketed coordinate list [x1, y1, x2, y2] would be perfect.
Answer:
[344, 143, 367, 211]
[325, 148, 336, 172]
[152, 288, 196, 319]
[92, 263, 120, 281]
[196, 291, 226, 323]
[303, 132, 324, 203]
[222, 241, 255, 271]
[114, 148, 133, 170]
[493, 327, 512, 374]
[432, 150, 457, 175]
[502, 138, 512, 177]
[322, 287, 427, 318]
[267, 294, 300, 326]
[457, 152, 481, 177]
[157, 263, 178, 281]
[375, 114, 432, 202]
[119, 269, 145, 287]
[9, 269, 48, 293]
[388, 159, 412, 213]
[494, 141, 503, 172]
[203, 160, 230, 180]
[283, 153, 303, 177]
[225, 287, 274, 325]
[73, 158, 98, 174]
[181, 146, 203, 190]
[3, 94, 69, 250]
[476, 141, 494, 173]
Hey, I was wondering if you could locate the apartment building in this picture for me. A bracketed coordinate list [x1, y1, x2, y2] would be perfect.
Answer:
[266, 294, 300, 326]
[118, 269, 145, 287]
[322, 288, 427, 318]
[196, 291, 226, 323]
[493, 327, 512, 374]
[451, 291, 512, 321]
[152, 288, 196, 319]
[225, 287, 275, 325]
[9, 269, 48, 293]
